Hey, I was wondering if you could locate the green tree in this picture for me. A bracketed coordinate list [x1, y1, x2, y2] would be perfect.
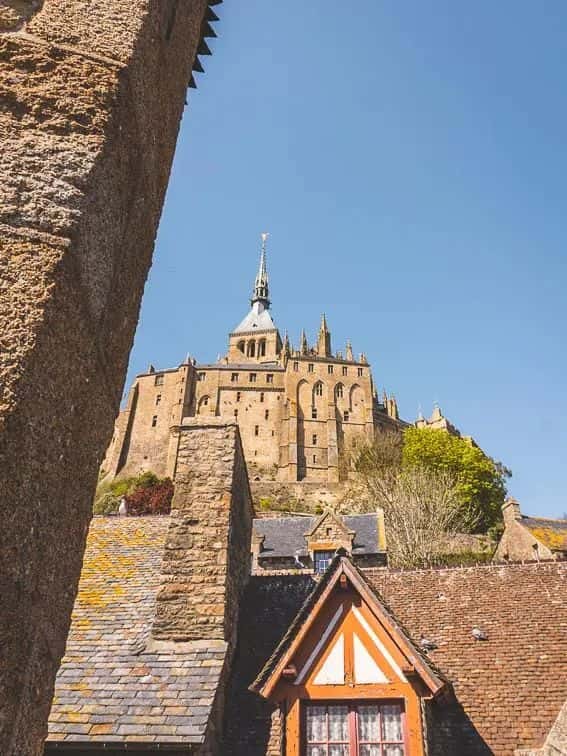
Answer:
[402, 427, 510, 531]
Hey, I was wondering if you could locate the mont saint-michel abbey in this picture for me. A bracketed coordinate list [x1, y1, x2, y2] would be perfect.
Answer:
[102, 237, 428, 486]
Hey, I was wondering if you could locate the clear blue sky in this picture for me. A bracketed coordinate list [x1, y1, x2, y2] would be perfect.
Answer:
[127, 1, 567, 518]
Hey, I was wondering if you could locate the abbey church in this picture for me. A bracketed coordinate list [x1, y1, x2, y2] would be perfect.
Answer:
[102, 236, 455, 486]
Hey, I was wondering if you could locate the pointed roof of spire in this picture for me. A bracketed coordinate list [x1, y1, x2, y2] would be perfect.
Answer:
[232, 233, 277, 334]
[319, 313, 329, 332]
[252, 231, 270, 307]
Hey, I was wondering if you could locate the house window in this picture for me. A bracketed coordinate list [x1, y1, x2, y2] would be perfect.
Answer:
[313, 551, 334, 574]
[154, 374, 164, 386]
[312, 434, 317, 445]
[304, 702, 405, 755]
[234, 409, 238, 418]
[266, 373, 274, 383]
[308, 363, 314, 373]
[342, 366, 348, 376]
[260, 392, 265, 402]
[358, 367, 363, 377]
[151, 415, 158, 427]
[231, 373, 239, 382]
[293, 361, 299, 372]
[237, 340, 245, 354]
[344, 410, 349, 422]
[336, 385, 343, 398]
[255, 425, 259, 436]
[314, 383, 323, 396]
[312, 454, 317, 464]
[312, 407, 318, 420]
[265, 409, 269, 420]
[155, 394, 162, 405]
[197, 372, 206, 381]
[259, 339, 266, 357]
[250, 373, 257, 383]
[328, 365, 334, 374]
[236, 392, 241, 402]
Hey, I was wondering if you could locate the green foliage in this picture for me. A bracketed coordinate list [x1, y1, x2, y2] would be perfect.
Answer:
[93, 492, 120, 515]
[433, 550, 494, 567]
[402, 427, 510, 531]
[314, 504, 324, 514]
[259, 497, 272, 511]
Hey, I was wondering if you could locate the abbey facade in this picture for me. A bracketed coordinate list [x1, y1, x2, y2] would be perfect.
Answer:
[103, 240, 429, 485]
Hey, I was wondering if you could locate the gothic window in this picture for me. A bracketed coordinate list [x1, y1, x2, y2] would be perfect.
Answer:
[328, 365, 334, 374]
[155, 394, 162, 405]
[336, 384, 344, 399]
[312, 407, 318, 420]
[312, 434, 317, 445]
[304, 702, 406, 754]
[342, 366, 348, 376]
[293, 361, 299, 372]
[231, 373, 239, 382]
[197, 372, 206, 381]
[237, 340, 245, 353]
[308, 363, 314, 373]
[266, 374, 274, 383]
[247, 340, 256, 357]
[151, 415, 158, 427]
[312, 551, 334, 575]
[154, 374, 164, 386]
[250, 373, 257, 383]
[259, 339, 267, 357]
[197, 396, 209, 415]
[358, 367, 363, 377]
[314, 382, 323, 396]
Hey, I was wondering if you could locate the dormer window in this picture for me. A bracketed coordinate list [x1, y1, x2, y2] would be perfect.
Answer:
[305, 702, 406, 754]
[313, 550, 334, 574]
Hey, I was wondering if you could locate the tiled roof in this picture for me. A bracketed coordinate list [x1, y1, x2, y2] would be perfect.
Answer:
[253, 513, 380, 558]
[364, 562, 567, 755]
[224, 562, 567, 756]
[522, 516, 567, 552]
[47, 516, 227, 746]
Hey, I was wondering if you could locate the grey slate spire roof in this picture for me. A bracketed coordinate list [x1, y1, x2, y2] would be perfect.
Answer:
[232, 233, 277, 335]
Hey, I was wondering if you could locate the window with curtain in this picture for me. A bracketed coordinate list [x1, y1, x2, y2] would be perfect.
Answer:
[304, 702, 405, 756]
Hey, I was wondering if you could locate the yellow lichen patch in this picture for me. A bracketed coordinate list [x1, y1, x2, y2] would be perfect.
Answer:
[528, 527, 567, 551]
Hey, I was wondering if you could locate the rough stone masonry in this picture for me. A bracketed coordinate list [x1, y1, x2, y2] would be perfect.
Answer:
[0, 2, 213, 753]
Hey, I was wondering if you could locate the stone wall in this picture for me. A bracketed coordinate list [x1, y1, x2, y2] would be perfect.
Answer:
[0, 2, 212, 753]
[152, 420, 254, 643]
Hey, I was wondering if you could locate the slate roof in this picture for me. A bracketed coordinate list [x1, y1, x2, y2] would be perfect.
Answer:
[47, 516, 227, 747]
[224, 561, 567, 756]
[232, 303, 277, 334]
[521, 516, 567, 553]
[253, 513, 381, 558]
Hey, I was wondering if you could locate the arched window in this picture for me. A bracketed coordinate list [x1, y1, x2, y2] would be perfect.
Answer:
[237, 340, 245, 353]
[259, 339, 266, 357]
[247, 340, 256, 357]
[335, 384, 344, 399]
[314, 382, 323, 397]
[197, 396, 210, 414]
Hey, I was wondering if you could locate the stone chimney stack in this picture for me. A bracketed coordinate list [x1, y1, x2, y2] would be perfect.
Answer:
[153, 419, 253, 648]
[502, 496, 522, 525]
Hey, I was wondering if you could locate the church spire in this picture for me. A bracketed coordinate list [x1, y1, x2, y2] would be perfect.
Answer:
[317, 313, 332, 357]
[251, 232, 270, 308]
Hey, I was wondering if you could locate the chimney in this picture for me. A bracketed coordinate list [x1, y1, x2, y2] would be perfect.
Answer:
[152, 419, 253, 648]
[502, 497, 522, 525]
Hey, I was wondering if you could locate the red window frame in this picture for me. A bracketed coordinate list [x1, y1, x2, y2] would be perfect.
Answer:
[302, 700, 407, 756]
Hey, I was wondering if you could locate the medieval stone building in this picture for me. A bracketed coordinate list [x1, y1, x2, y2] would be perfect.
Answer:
[45, 421, 567, 755]
[102, 237, 407, 486]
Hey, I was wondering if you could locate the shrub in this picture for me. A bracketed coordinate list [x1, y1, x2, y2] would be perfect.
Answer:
[259, 497, 272, 511]
[93, 492, 120, 516]
[124, 478, 174, 516]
